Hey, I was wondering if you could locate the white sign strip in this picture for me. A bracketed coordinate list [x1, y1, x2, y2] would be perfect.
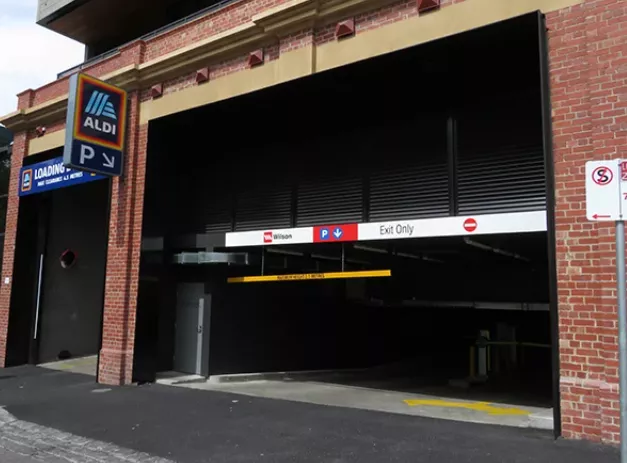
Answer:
[357, 211, 547, 242]
[224, 211, 547, 247]
[225, 227, 314, 247]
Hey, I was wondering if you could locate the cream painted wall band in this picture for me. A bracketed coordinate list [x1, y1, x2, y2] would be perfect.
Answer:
[28, 129, 66, 156]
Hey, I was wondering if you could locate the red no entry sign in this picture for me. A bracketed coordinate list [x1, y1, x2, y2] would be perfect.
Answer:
[463, 218, 477, 233]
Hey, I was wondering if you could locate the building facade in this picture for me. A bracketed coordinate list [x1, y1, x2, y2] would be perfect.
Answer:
[0, 0, 625, 445]
[0, 127, 10, 249]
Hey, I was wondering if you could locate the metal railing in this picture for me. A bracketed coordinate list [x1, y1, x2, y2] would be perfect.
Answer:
[57, 0, 242, 79]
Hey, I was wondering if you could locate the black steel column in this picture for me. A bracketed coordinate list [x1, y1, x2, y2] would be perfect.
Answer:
[538, 11, 562, 439]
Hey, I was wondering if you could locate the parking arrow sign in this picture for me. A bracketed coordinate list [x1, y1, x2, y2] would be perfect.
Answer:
[313, 224, 358, 243]
[102, 152, 115, 169]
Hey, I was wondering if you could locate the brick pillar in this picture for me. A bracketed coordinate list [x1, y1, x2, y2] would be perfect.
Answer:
[549, 0, 627, 444]
[0, 132, 29, 366]
[16, 90, 35, 110]
[97, 91, 148, 385]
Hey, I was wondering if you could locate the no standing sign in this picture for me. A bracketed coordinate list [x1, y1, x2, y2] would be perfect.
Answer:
[585, 158, 627, 463]
[585, 159, 626, 221]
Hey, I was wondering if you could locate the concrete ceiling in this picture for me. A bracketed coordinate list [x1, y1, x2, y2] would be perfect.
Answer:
[38, 0, 178, 46]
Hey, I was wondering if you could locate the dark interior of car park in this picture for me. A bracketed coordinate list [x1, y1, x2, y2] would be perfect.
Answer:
[134, 13, 553, 407]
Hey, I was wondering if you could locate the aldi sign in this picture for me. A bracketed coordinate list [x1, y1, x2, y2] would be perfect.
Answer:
[63, 73, 127, 177]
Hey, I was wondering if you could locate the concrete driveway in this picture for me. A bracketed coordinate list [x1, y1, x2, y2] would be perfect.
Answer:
[0, 366, 619, 463]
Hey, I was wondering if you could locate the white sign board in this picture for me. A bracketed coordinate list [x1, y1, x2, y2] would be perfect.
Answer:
[224, 211, 548, 247]
[225, 227, 313, 247]
[356, 211, 547, 242]
[586, 160, 622, 221]
[621, 161, 627, 217]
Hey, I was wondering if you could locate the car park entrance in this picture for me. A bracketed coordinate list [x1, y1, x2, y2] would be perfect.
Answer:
[134, 12, 557, 428]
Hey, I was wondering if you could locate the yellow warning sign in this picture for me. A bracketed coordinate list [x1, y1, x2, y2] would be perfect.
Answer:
[227, 270, 391, 284]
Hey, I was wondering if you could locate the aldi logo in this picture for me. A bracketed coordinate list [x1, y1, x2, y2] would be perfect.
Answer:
[84, 90, 118, 120]
[21, 169, 32, 193]
[71, 74, 126, 151]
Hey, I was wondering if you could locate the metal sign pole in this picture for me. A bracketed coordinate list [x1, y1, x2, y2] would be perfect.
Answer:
[586, 159, 627, 453]
[617, 219, 627, 462]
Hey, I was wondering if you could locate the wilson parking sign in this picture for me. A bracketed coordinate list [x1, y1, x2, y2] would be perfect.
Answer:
[63, 73, 127, 177]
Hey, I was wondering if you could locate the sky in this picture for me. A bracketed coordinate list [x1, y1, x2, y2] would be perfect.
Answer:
[0, 0, 84, 118]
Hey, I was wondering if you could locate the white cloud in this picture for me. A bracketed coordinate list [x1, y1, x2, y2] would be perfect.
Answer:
[0, 0, 84, 117]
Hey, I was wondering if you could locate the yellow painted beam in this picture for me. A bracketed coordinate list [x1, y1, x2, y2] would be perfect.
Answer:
[404, 399, 530, 416]
[28, 129, 66, 156]
[227, 269, 391, 283]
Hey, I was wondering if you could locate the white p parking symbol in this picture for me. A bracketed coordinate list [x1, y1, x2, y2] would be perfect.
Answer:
[79, 145, 95, 165]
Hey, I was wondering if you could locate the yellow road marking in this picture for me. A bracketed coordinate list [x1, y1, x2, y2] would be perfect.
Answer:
[404, 399, 531, 416]
[227, 269, 391, 283]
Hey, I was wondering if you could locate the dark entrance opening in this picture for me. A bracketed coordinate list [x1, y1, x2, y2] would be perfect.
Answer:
[6, 148, 109, 367]
[137, 12, 556, 419]
[216, 232, 551, 408]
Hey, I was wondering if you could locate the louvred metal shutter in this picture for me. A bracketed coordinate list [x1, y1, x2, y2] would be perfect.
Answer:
[296, 176, 363, 226]
[235, 185, 292, 231]
[456, 108, 546, 215]
[369, 161, 449, 221]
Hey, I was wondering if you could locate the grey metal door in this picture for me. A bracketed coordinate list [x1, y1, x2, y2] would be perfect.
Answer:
[174, 283, 209, 375]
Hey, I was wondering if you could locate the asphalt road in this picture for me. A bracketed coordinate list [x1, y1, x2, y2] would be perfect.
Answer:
[0, 448, 41, 463]
[0, 366, 619, 462]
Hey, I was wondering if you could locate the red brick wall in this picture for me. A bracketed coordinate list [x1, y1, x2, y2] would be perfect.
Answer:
[98, 91, 149, 385]
[549, 0, 627, 444]
[0, 133, 28, 366]
[17, 91, 35, 111]
[142, 0, 285, 62]
[27, 43, 145, 109]
[30, 120, 66, 139]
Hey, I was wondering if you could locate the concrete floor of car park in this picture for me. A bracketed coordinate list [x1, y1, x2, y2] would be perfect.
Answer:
[39, 355, 98, 376]
[157, 368, 554, 431]
[39, 356, 553, 431]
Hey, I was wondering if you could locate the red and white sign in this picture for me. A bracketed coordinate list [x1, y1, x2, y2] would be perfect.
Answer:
[586, 160, 621, 221]
[224, 211, 547, 247]
[463, 218, 477, 233]
[592, 166, 614, 185]
[357, 211, 545, 242]
[313, 223, 359, 243]
[225, 227, 313, 247]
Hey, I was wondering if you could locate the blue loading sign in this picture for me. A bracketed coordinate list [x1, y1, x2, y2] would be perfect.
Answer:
[19, 156, 105, 197]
